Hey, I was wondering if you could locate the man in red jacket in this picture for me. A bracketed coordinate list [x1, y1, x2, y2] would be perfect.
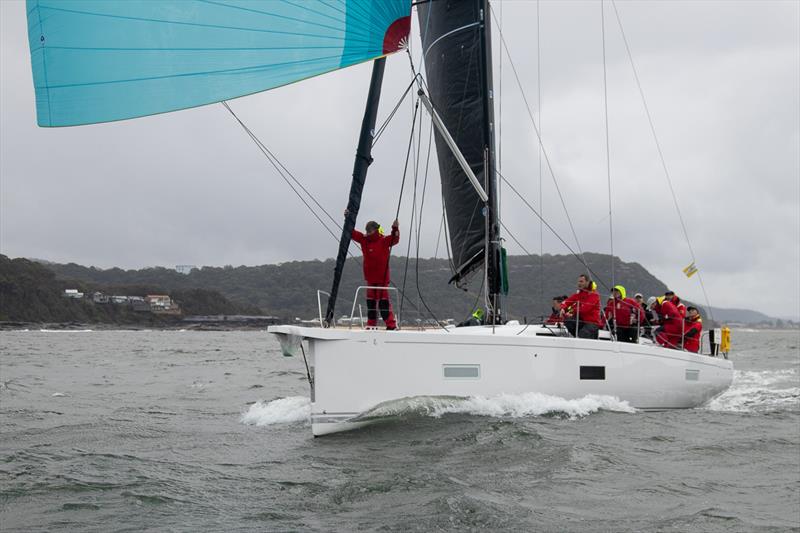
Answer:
[664, 290, 687, 318]
[352, 218, 400, 330]
[649, 296, 683, 348]
[545, 295, 567, 325]
[604, 285, 643, 343]
[682, 306, 703, 353]
[560, 274, 602, 339]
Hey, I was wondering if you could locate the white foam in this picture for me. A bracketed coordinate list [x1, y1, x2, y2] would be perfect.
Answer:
[706, 369, 800, 412]
[240, 396, 311, 426]
[429, 392, 636, 418]
[240, 393, 636, 429]
[38, 329, 93, 333]
[363, 392, 635, 420]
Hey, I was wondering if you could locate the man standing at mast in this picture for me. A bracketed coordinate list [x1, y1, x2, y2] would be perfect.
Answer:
[349, 213, 400, 330]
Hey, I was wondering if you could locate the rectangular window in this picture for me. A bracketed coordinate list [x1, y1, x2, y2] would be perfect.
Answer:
[443, 364, 480, 379]
[685, 369, 700, 381]
[580, 366, 606, 380]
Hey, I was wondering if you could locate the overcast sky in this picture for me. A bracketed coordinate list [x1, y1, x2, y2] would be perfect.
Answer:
[2, 1, 798, 318]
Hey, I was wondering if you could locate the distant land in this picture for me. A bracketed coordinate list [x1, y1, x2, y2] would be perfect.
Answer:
[1, 253, 793, 329]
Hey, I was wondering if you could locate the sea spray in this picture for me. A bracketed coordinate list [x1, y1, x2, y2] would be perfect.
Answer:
[427, 392, 636, 418]
[241, 397, 311, 426]
[240, 393, 635, 428]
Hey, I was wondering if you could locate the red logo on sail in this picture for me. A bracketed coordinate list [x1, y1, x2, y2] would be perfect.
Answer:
[383, 16, 411, 54]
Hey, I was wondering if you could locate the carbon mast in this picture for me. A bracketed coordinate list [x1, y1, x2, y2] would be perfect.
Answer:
[324, 58, 386, 327]
[478, 0, 503, 323]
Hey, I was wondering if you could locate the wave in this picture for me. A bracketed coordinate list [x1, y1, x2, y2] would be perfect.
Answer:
[241, 397, 311, 426]
[706, 369, 799, 412]
[240, 393, 635, 428]
[359, 393, 636, 420]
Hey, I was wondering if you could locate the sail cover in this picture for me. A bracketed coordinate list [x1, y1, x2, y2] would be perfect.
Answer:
[26, 0, 411, 127]
[417, 0, 494, 284]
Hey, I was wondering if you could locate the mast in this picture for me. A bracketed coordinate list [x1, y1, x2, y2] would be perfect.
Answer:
[324, 58, 386, 327]
[478, 0, 502, 322]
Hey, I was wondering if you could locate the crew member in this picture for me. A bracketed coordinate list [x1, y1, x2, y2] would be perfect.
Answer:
[634, 292, 654, 337]
[546, 296, 567, 325]
[604, 285, 643, 343]
[457, 308, 484, 328]
[350, 215, 400, 330]
[683, 306, 703, 353]
[560, 274, 602, 339]
[648, 296, 683, 348]
[664, 290, 687, 318]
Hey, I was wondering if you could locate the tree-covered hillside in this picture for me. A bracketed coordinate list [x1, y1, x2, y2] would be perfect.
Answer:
[42, 253, 672, 323]
[0, 255, 258, 324]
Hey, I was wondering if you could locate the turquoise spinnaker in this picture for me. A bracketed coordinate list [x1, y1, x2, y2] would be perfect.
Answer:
[26, 0, 412, 127]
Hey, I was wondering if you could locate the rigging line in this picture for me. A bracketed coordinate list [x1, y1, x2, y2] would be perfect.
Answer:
[442, 193, 455, 273]
[498, 170, 611, 291]
[497, 0, 503, 220]
[413, 118, 447, 330]
[223, 99, 428, 318]
[488, 5, 587, 266]
[398, 93, 444, 328]
[399, 119, 419, 319]
[394, 98, 421, 315]
[601, 0, 615, 290]
[373, 74, 421, 146]
[434, 208, 445, 259]
[222, 101, 341, 230]
[221, 101, 341, 243]
[536, 0, 544, 307]
[609, 0, 715, 320]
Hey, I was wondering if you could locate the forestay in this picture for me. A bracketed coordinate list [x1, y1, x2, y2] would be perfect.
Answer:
[26, 0, 411, 127]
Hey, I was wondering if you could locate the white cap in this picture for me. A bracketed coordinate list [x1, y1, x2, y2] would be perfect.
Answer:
[646, 296, 657, 306]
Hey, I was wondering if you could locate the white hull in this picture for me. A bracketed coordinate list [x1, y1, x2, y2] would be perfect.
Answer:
[268, 324, 733, 436]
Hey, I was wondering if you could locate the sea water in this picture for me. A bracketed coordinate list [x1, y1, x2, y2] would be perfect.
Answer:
[1, 329, 798, 531]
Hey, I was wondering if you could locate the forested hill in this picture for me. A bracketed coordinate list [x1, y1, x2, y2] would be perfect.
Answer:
[41, 253, 672, 323]
[0, 255, 259, 324]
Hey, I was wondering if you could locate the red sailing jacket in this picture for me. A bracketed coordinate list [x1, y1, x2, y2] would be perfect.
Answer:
[683, 317, 703, 353]
[655, 300, 684, 335]
[604, 297, 644, 328]
[352, 226, 400, 285]
[546, 310, 562, 325]
[670, 296, 687, 318]
[561, 289, 602, 326]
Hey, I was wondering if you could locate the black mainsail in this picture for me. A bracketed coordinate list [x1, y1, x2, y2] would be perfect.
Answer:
[418, 0, 502, 312]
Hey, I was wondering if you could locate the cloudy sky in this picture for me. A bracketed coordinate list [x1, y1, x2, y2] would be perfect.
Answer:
[1, 0, 798, 318]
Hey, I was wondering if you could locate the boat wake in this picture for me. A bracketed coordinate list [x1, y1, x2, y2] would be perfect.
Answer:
[706, 369, 799, 413]
[240, 392, 635, 428]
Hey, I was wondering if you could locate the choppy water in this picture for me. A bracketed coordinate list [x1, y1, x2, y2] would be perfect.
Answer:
[1, 329, 798, 532]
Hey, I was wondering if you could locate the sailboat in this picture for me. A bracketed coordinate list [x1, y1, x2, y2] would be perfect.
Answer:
[25, 0, 733, 437]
